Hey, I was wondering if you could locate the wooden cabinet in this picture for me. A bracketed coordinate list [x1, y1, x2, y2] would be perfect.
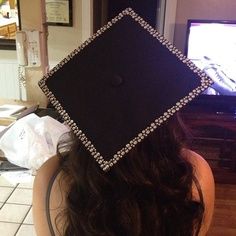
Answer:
[181, 107, 236, 184]
[8, 22, 17, 37]
[0, 22, 17, 39]
[0, 25, 9, 38]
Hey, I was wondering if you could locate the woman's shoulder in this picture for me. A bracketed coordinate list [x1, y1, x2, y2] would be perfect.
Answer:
[34, 155, 61, 184]
[181, 149, 215, 191]
[33, 156, 66, 236]
[33, 156, 63, 205]
[182, 149, 215, 235]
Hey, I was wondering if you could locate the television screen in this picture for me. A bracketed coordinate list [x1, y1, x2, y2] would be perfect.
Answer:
[185, 19, 236, 96]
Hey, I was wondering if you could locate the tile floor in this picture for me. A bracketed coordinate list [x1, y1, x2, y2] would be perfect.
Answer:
[0, 173, 36, 236]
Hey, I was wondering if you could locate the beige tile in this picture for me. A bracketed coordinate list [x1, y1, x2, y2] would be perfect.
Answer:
[0, 202, 3, 208]
[0, 175, 18, 187]
[0, 203, 30, 223]
[18, 176, 35, 189]
[23, 207, 33, 224]
[16, 224, 37, 236]
[0, 222, 20, 236]
[7, 188, 32, 205]
[0, 186, 14, 202]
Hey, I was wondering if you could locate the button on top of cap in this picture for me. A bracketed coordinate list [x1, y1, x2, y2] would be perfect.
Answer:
[111, 75, 123, 87]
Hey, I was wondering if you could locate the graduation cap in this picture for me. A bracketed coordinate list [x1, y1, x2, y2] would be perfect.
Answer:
[39, 8, 212, 172]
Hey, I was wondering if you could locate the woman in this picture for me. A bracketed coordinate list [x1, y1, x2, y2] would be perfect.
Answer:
[33, 8, 214, 236]
[33, 115, 214, 236]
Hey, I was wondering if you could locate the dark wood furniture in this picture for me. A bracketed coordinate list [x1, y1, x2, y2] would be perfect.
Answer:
[181, 106, 236, 184]
[208, 183, 236, 236]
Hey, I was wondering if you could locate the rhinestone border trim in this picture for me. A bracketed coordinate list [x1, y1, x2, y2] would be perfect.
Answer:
[38, 8, 213, 172]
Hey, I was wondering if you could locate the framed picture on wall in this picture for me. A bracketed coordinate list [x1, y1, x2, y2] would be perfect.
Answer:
[46, 0, 73, 26]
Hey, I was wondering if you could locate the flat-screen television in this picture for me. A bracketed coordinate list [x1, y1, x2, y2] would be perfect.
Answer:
[185, 19, 236, 113]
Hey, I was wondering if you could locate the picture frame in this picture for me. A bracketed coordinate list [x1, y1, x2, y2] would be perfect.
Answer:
[46, 0, 73, 27]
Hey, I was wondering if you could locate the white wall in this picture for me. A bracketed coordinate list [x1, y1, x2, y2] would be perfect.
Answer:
[48, 0, 93, 66]
[0, 60, 19, 99]
[0, 41, 18, 100]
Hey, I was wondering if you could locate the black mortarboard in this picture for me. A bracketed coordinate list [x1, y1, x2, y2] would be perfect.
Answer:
[39, 8, 212, 172]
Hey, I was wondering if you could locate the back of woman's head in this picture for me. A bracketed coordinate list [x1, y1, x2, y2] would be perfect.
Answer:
[58, 115, 204, 236]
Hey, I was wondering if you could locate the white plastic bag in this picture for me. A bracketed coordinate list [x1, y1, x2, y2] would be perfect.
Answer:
[0, 113, 70, 170]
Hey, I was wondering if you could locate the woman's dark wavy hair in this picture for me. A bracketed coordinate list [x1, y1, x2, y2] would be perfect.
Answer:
[57, 114, 204, 236]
